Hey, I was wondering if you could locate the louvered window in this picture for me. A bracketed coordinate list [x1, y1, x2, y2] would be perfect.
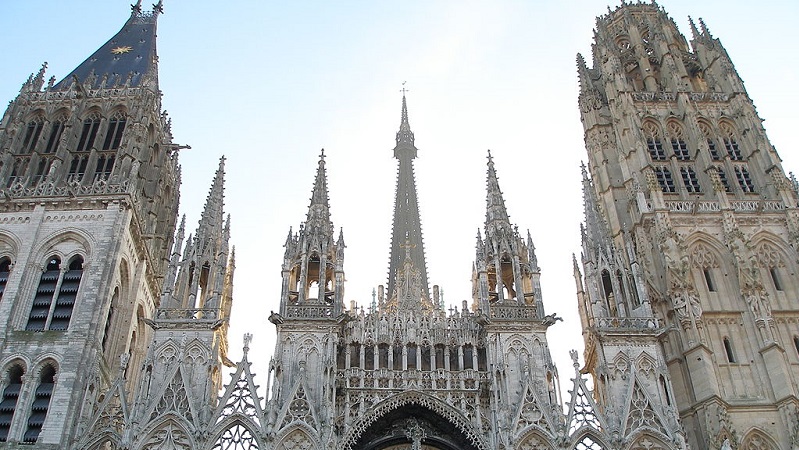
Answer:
[76, 117, 101, 152]
[21, 120, 44, 154]
[680, 167, 701, 193]
[43, 120, 64, 154]
[716, 167, 731, 192]
[0, 365, 23, 442]
[735, 166, 755, 193]
[708, 139, 720, 160]
[654, 167, 675, 193]
[0, 259, 10, 301]
[94, 155, 115, 182]
[724, 137, 743, 160]
[26, 256, 83, 331]
[671, 139, 690, 160]
[102, 115, 126, 150]
[23, 365, 55, 443]
[647, 138, 666, 160]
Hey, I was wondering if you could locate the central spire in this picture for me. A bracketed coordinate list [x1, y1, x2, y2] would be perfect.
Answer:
[387, 94, 430, 304]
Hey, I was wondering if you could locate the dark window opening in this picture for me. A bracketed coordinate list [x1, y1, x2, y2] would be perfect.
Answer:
[94, 154, 115, 182]
[27, 257, 61, 331]
[463, 345, 474, 370]
[49, 256, 82, 331]
[30, 158, 52, 186]
[672, 139, 689, 160]
[449, 346, 459, 371]
[434, 345, 445, 370]
[349, 344, 360, 369]
[67, 155, 89, 182]
[364, 345, 374, 370]
[723, 337, 736, 363]
[21, 121, 44, 154]
[660, 375, 671, 406]
[716, 167, 731, 192]
[378, 344, 389, 369]
[708, 139, 720, 160]
[0, 258, 11, 301]
[647, 138, 666, 160]
[703, 268, 716, 292]
[794, 336, 799, 357]
[724, 137, 743, 160]
[336, 345, 346, 370]
[735, 166, 755, 193]
[0, 365, 24, 442]
[420, 346, 431, 371]
[654, 167, 675, 193]
[393, 346, 402, 370]
[77, 117, 101, 152]
[43, 121, 64, 154]
[6, 158, 29, 188]
[102, 116, 126, 150]
[477, 347, 488, 371]
[681, 167, 701, 193]
[407, 345, 417, 370]
[769, 267, 783, 292]
[24, 365, 55, 443]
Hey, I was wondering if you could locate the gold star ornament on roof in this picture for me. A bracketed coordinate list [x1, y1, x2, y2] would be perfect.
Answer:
[111, 46, 133, 55]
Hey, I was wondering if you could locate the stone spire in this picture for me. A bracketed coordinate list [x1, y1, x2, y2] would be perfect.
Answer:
[484, 150, 512, 236]
[580, 162, 611, 260]
[387, 94, 430, 302]
[305, 150, 332, 235]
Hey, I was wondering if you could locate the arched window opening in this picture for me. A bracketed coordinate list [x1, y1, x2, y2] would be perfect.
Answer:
[628, 275, 640, 307]
[407, 344, 417, 370]
[198, 262, 211, 307]
[67, 154, 89, 183]
[477, 347, 487, 371]
[723, 337, 736, 363]
[21, 119, 44, 154]
[27, 256, 61, 331]
[735, 166, 755, 193]
[102, 287, 119, 354]
[43, 119, 64, 154]
[364, 345, 375, 370]
[715, 167, 731, 192]
[336, 345, 346, 370]
[667, 122, 689, 161]
[211, 422, 259, 450]
[434, 345, 445, 370]
[769, 267, 783, 291]
[102, 114, 127, 150]
[600, 270, 616, 315]
[379, 344, 390, 369]
[393, 345, 402, 370]
[50, 256, 83, 331]
[615, 270, 627, 309]
[0, 365, 24, 441]
[24, 365, 56, 443]
[349, 343, 361, 369]
[420, 345, 430, 371]
[6, 157, 30, 188]
[644, 122, 665, 161]
[660, 375, 671, 406]
[486, 266, 498, 303]
[575, 435, 604, 450]
[0, 258, 11, 301]
[463, 345, 474, 370]
[307, 254, 321, 301]
[93, 154, 115, 182]
[703, 268, 716, 292]
[77, 116, 101, 152]
[30, 157, 52, 186]
[500, 255, 516, 301]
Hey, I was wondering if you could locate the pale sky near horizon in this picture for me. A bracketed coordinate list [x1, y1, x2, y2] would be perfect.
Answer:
[1, 1, 797, 397]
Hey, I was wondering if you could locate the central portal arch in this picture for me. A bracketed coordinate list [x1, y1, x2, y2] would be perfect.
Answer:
[341, 391, 487, 450]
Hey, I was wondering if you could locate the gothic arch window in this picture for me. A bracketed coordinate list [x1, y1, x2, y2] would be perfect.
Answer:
[601, 270, 616, 316]
[734, 166, 755, 193]
[20, 117, 44, 154]
[741, 429, 778, 450]
[720, 122, 743, 160]
[43, 116, 66, 154]
[30, 156, 52, 186]
[756, 241, 790, 295]
[101, 113, 126, 150]
[77, 114, 101, 152]
[93, 154, 115, 182]
[211, 422, 260, 450]
[6, 157, 30, 188]
[666, 121, 690, 160]
[67, 154, 89, 183]
[0, 257, 11, 301]
[643, 121, 666, 161]
[698, 121, 720, 160]
[715, 167, 731, 192]
[680, 167, 701, 193]
[723, 337, 736, 363]
[691, 243, 720, 295]
[500, 254, 516, 301]
[24, 363, 56, 443]
[0, 363, 24, 441]
[26, 255, 83, 331]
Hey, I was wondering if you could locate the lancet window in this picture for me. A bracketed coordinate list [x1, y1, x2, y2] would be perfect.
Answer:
[644, 122, 666, 161]
[67, 155, 89, 183]
[26, 255, 84, 331]
[43, 118, 65, 154]
[6, 158, 29, 188]
[0, 258, 11, 300]
[102, 113, 126, 150]
[715, 167, 731, 192]
[77, 115, 101, 152]
[691, 244, 720, 295]
[653, 167, 675, 193]
[30, 157, 52, 186]
[667, 121, 690, 160]
[20, 118, 44, 154]
[0, 364, 24, 442]
[680, 167, 701, 193]
[23, 364, 56, 443]
[723, 337, 736, 363]
[735, 166, 755, 193]
[93, 154, 115, 182]
[699, 122, 720, 160]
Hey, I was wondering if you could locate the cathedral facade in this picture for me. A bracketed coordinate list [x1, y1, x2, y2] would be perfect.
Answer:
[0, 2, 795, 450]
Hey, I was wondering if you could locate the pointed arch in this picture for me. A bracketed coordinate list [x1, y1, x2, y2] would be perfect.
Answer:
[274, 424, 319, 450]
[516, 428, 555, 450]
[340, 390, 489, 450]
[134, 415, 196, 450]
[625, 432, 672, 450]
[740, 428, 778, 450]
[209, 417, 263, 450]
[570, 431, 608, 450]
[83, 432, 123, 450]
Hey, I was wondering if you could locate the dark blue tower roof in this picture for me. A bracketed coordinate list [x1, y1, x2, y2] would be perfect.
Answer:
[54, 6, 161, 90]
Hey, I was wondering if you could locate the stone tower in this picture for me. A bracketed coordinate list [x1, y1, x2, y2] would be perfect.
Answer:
[0, 2, 237, 448]
[576, 2, 799, 449]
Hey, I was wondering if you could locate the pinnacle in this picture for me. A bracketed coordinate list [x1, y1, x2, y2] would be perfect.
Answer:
[394, 93, 417, 158]
[306, 149, 331, 225]
[485, 150, 510, 227]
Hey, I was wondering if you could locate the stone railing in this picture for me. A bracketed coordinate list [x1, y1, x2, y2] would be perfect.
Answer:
[156, 308, 219, 321]
[664, 200, 786, 214]
[489, 305, 538, 321]
[589, 316, 659, 331]
[285, 303, 334, 319]
[0, 179, 129, 200]
[631, 91, 729, 102]
[338, 367, 487, 391]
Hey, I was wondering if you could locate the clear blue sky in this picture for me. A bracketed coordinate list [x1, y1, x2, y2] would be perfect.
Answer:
[2, 1, 797, 394]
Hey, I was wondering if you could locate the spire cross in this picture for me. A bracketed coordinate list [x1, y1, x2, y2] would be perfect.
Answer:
[400, 81, 409, 96]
